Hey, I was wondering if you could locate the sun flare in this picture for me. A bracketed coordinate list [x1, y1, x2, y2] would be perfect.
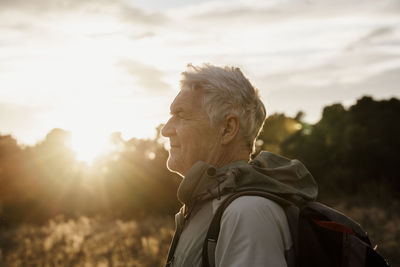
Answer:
[70, 131, 114, 164]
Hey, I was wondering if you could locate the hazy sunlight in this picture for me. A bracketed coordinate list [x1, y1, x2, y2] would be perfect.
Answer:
[70, 131, 114, 164]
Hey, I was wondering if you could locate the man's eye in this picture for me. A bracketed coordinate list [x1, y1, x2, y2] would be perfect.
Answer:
[177, 112, 185, 119]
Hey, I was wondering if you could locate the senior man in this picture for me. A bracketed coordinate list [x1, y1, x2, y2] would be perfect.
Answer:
[162, 64, 317, 267]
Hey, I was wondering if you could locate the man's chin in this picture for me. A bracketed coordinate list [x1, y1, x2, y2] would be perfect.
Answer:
[166, 157, 184, 177]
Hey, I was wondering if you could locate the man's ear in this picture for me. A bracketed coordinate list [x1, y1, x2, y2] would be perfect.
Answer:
[221, 115, 240, 145]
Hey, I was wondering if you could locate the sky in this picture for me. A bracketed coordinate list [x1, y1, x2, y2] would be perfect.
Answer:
[1, 0, 400, 147]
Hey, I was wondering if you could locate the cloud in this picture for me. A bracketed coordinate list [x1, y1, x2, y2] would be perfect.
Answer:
[130, 31, 155, 40]
[0, 0, 168, 27]
[0, 0, 85, 13]
[0, 22, 33, 31]
[118, 60, 171, 92]
[263, 67, 400, 121]
[181, 0, 400, 22]
[254, 23, 400, 121]
[346, 27, 399, 51]
[161, 0, 400, 74]
[256, 24, 400, 86]
[118, 6, 168, 25]
[86, 30, 155, 40]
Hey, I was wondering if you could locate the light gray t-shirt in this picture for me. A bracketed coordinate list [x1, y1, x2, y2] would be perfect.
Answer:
[171, 195, 293, 267]
[215, 196, 293, 267]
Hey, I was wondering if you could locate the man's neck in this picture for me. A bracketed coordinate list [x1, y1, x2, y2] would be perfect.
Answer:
[210, 145, 250, 169]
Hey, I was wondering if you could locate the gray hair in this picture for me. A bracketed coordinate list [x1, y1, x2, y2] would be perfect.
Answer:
[180, 63, 266, 153]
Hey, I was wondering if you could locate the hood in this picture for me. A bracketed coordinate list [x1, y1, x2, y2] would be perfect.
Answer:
[177, 151, 318, 209]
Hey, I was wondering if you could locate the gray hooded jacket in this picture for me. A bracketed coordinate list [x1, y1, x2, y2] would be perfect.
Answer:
[166, 151, 318, 267]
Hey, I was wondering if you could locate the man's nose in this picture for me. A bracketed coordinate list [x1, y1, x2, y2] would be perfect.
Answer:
[161, 118, 175, 138]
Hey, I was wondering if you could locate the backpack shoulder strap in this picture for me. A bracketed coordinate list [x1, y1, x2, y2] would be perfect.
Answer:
[202, 190, 297, 267]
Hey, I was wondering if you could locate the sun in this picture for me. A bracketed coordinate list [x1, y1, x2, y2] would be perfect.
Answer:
[70, 131, 114, 164]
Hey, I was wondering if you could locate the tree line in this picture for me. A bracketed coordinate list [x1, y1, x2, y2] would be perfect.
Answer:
[0, 96, 399, 225]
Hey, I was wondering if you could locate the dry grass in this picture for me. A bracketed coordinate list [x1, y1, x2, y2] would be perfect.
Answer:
[0, 216, 174, 267]
[0, 205, 398, 267]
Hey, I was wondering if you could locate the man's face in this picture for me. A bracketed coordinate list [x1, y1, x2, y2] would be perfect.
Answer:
[161, 88, 221, 176]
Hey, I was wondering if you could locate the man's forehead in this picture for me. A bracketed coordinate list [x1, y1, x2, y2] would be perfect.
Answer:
[170, 89, 202, 112]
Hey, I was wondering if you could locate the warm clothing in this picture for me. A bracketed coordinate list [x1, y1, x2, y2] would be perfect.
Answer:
[166, 151, 318, 267]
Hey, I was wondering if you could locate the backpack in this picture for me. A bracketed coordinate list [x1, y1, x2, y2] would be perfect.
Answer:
[202, 190, 389, 267]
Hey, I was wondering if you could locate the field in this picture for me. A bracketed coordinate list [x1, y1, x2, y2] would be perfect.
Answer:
[0, 204, 398, 267]
[0, 216, 174, 267]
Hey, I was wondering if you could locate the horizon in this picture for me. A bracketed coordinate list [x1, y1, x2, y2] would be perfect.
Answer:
[2, 93, 396, 165]
[1, 94, 397, 146]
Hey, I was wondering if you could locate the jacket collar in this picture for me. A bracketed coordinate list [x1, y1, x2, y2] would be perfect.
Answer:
[177, 151, 318, 210]
[177, 161, 243, 207]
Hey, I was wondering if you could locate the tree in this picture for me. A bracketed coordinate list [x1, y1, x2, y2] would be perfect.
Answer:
[282, 96, 400, 200]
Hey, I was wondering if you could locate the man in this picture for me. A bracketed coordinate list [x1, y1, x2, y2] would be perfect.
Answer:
[162, 64, 318, 267]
